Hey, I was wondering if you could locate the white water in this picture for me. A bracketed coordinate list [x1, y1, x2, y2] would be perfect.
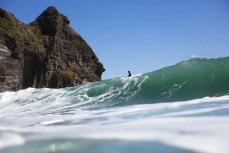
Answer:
[0, 88, 229, 153]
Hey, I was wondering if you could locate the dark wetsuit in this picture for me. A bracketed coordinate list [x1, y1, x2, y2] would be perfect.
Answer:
[128, 71, 131, 77]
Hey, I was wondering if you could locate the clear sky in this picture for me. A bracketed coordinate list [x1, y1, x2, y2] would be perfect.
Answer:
[1, 0, 229, 79]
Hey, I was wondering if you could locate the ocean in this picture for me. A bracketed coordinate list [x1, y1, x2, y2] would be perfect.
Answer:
[0, 57, 229, 153]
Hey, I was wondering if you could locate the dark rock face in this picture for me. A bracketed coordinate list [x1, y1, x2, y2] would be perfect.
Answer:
[0, 6, 105, 92]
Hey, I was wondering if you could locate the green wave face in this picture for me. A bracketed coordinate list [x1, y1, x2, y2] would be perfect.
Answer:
[64, 57, 229, 107]
[138, 57, 229, 104]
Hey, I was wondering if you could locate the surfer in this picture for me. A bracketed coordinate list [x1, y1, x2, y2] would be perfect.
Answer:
[128, 71, 131, 77]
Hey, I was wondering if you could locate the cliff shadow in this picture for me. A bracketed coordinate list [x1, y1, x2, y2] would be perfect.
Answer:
[22, 53, 38, 89]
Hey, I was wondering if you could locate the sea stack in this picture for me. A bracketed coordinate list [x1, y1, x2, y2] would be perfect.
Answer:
[0, 6, 105, 92]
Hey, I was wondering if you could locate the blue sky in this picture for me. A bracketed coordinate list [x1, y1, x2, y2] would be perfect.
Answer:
[1, 0, 229, 79]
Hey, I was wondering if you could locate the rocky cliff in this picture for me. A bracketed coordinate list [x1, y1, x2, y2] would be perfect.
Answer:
[0, 6, 105, 92]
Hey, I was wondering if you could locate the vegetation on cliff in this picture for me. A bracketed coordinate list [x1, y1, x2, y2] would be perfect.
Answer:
[0, 65, 5, 75]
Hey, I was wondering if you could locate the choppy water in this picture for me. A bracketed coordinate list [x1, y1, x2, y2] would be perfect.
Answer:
[0, 57, 229, 153]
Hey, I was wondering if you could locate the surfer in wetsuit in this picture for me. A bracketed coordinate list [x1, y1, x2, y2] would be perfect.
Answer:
[128, 71, 131, 77]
